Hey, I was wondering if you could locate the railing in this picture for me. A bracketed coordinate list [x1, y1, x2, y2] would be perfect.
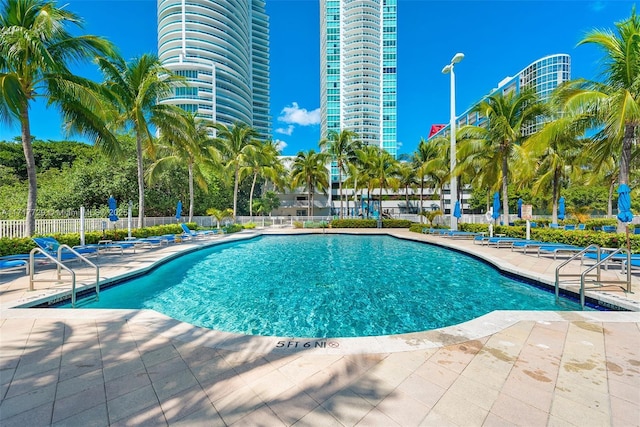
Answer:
[555, 244, 601, 307]
[579, 247, 632, 309]
[29, 245, 100, 308]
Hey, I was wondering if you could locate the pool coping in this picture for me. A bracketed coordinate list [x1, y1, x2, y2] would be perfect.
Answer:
[2, 229, 639, 356]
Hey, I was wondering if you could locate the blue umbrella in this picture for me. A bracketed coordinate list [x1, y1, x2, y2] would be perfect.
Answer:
[517, 198, 523, 219]
[175, 201, 183, 221]
[108, 196, 119, 222]
[617, 184, 634, 223]
[558, 196, 565, 220]
[453, 200, 461, 219]
[492, 192, 501, 221]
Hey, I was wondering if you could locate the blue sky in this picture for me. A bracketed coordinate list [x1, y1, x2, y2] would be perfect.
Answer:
[1, 0, 636, 156]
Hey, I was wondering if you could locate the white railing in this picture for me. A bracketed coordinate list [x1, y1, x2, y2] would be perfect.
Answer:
[2, 213, 636, 239]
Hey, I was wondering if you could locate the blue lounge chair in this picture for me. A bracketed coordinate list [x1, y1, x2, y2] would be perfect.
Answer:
[536, 244, 583, 260]
[510, 240, 545, 253]
[0, 257, 28, 275]
[180, 223, 216, 238]
[564, 224, 576, 231]
[577, 224, 586, 230]
[602, 225, 616, 233]
[33, 237, 99, 261]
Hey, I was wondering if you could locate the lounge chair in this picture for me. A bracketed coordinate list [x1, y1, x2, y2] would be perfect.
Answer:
[0, 257, 28, 275]
[509, 240, 545, 253]
[33, 237, 99, 261]
[486, 237, 524, 248]
[180, 223, 216, 239]
[577, 224, 586, 230]
[536, 244, 583, 260]
[602, 225, 616, 233]
[564, 224, 576, 231]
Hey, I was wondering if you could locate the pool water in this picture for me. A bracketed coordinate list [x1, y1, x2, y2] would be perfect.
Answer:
[66, 234, 591, 337]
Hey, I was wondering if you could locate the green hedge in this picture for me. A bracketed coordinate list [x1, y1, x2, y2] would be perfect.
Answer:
[329, 218, 414, 228]
[457, 222, 639, 253]
[0, 222, 202, 257]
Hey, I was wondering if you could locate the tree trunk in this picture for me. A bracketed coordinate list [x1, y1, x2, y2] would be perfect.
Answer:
[618, 124, 634, 232]
[552, 167, 559, 224]
[338, 161, 343, 219]
[21, 106, 36, 237]
[233, 162, 239, 218]
[249, 171, 258, 220]
[188, 162, 194, 223]
[405, 185, 410, 215]
[608, 179, 614, 217]
[502, 150, 509, 226]
[420, 179, 425, 222]
[136, 133, 145, 229]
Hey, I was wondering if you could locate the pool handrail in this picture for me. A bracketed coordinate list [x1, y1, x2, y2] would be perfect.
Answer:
[555, 244, 601, 305]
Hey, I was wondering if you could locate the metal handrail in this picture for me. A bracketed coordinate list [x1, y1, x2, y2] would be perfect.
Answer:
[580, 247, 632, 309]
[29, 244, 100, 308]
[555, 244, 601, 302]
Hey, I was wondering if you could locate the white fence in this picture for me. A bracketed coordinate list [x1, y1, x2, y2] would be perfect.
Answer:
[2, 213, 635, 239]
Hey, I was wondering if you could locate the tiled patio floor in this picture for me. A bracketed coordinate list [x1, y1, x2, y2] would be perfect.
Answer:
[1, 229, 638, 426]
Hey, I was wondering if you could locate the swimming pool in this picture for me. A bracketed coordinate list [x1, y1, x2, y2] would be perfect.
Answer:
[64, 234, 592, 337]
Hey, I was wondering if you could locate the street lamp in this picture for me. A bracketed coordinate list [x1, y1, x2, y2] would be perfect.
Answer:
[442, 52, 464, 231]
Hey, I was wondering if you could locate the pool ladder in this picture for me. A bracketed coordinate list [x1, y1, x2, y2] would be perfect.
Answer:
[555, 244, 632, 309]
[29, 245, 100, 308]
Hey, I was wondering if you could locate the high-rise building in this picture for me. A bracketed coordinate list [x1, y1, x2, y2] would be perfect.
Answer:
[320, 0, 397, 159]
[430, 54, 571, 139]
[157, 0, 271, 138]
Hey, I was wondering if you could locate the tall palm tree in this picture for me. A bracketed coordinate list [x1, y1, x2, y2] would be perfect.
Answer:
[0, 0, 116, 236]
[213, 122, 260, 218]
[397, 161, 417, 215]
[415, 136, 450, 213]
[354, 145, 381, 218]
[95, 54, 186, 228]
[147, 113, 213, 222]
[561, 9, 640, 230]
[458, 88, 547, 225]
[369, 149, 400, 219]
[290, 150, 329, 217]
[522, 101, 590, 223]
[241, 139, 282, 219]
[319, 129, 360, 218]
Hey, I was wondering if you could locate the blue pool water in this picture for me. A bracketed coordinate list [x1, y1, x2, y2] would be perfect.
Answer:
[65, 234, 590, 337]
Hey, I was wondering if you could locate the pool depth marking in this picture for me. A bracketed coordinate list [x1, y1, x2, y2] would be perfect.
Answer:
[275, 340, 338, 349]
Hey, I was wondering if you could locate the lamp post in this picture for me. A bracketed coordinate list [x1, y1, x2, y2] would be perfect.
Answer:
[442, 52, 464, 231]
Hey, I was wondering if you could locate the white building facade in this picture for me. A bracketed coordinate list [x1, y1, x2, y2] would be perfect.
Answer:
[157, 0, 271, 138]
[320, 0, 398, 159]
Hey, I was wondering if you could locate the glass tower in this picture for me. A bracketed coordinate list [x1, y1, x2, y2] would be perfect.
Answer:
[157, 0, 271, 139]
[430, 54, 571, 140]
[320, 0, 397, 159]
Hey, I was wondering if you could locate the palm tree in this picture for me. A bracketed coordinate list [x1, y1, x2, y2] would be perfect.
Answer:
[458, 88, 547, 225]
[147, 113, 213, 222]
[213, 122, 260, 218]
[413, 138, 449, 219]
[369, 149, 400, 219]
[522, 97, 591, 223]
[561, 9, 640, 231]
[95, 54, 186, 228]
[241, 139, 282, 220]
[0, 0, 116, 236]
[319, 129, 360, 218]
[290, 150, 329, 217]
[206, 207, 233, 230]
[397, 161, 417, 215]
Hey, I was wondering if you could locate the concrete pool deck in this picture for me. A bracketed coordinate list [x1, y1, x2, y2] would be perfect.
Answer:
[0, 229, 638, 426]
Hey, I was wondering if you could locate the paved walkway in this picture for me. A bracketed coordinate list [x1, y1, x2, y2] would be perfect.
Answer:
[1, 229, 638, 426]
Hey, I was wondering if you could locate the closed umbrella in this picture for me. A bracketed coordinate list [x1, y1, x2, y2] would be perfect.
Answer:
[617, 184, 634, 223]
[558, 197, 565, 220]
[108, 196, 119, 222]
[517, 198, 523, 219]
[175, 201, 183, 222]
[453, 200, 462, 220]
[492, 192, 501, 223]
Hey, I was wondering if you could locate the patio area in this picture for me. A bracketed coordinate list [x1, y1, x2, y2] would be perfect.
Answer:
[1, 229, 638, 426]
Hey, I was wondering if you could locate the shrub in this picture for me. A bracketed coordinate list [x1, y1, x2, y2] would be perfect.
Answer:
[330, 219, 377, 228]
[223, 224, 243, 234]
[381, 219, 413, 228]
[243, 222, 257, 229]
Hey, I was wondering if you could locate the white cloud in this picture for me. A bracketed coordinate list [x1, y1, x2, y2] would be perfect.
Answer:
[274, 139, 287, 152]
[278, 102, 320, 126]
[275, 125, 295, 136]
